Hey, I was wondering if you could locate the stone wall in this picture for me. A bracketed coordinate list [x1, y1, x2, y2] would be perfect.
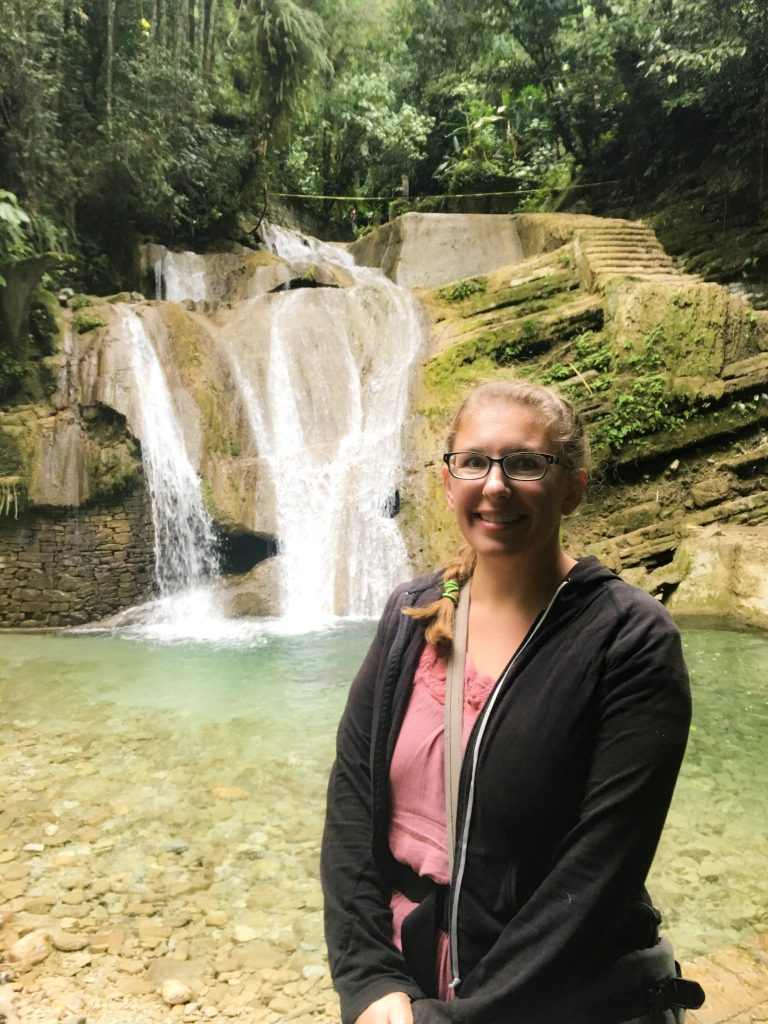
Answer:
[0, 491, 154, 628]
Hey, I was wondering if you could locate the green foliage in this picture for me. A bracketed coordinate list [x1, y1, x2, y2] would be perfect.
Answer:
[28, 300, 57, 356]
[72, 308, 105, 334]
[0, 354, 25, 399]
[0, 191, 33, 286]
[280, 65, 434, 205]
[601, 375, 672, 449]
[1, 0, 766, 276]
[593, 373, 710, 455]
[538, 331, 613, 386]
[436, 277, 487, 303]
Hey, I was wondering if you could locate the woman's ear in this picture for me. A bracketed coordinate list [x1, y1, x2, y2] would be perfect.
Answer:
[561, 467, 588, 516]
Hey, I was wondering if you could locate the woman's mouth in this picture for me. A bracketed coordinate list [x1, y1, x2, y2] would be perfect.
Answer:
[476, 512, 525, 525]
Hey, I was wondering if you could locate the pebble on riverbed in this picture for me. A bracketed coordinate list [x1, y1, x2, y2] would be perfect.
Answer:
[161, 978, 193, 1005]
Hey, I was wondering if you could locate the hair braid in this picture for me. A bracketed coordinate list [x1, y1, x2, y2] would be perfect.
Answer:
[402, 545, 476, 649]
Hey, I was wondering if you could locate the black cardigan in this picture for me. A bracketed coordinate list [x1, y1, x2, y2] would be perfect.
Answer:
[321, 557, 691, 1024]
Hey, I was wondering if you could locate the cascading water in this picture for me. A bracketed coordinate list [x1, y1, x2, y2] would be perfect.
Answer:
[133, 225, 425, 631]
[232, 224, 425, 625]
[120, 308, 219, 595]
[155, 251, 212, 303]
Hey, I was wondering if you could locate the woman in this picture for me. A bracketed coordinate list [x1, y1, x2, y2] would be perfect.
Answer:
[321, 380, 703, 1024]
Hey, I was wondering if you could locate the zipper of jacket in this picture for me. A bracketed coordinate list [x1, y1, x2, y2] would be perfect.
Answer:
[447, 577, 571, 992]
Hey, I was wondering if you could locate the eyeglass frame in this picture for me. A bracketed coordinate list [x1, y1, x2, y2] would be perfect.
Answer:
[442, 450, 563, 481]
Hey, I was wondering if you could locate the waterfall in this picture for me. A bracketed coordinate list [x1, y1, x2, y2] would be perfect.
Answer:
[134, 226, 425, 628]
[232, 225, 424, 624]
[157, 251, 212, 303]
[120, 308, 219, 595]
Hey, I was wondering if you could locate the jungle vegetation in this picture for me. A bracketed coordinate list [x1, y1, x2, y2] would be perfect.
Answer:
[1, 0, 766, 292]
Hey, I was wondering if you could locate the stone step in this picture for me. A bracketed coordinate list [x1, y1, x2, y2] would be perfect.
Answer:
[582, 239, 661, 251]
[593, 272, 694, 284]
[585, 256, 675, 268]
[580, 227, 657, 237]
[578, 229, 658, 241]
[581, 243, 671, 257]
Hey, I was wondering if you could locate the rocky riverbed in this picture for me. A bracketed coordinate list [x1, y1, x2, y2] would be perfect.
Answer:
[2, 620, 766, 1024]
[0, 704, 338, 1023]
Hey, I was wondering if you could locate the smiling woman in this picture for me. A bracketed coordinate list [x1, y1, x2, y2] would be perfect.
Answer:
[321, 379, 705, 1024]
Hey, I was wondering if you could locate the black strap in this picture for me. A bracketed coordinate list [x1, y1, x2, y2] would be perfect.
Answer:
[391, 860, 441, 904]
[584, 973, 705, 1024]
[648, 975, 706, 1012]
[391, 861, 450, 997]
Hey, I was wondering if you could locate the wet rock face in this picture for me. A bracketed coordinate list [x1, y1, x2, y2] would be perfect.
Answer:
[669, 524, 768, 627]
[220, 556, 281, 617]
[349, 212, 525, 289]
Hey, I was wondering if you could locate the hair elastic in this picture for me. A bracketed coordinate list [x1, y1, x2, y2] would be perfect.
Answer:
[441, 580, 460, 605]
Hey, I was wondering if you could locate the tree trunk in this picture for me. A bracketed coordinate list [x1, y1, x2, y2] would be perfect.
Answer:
[105, 0, 115, 121]
[175, 0, 189, 58]
[0, 254, 61, 360]
[188, 0, 196, 54]
[202, 0, 215, 77]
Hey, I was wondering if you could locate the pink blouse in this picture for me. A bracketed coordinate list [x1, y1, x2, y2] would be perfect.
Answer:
[388, 643, 496, 999]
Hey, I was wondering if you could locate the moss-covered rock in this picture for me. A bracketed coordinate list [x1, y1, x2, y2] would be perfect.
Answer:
[0, 406, 41, 491]
[72, 308, 106, 333]
[402, 212, 768, 597]
[67, 293, 101, 311]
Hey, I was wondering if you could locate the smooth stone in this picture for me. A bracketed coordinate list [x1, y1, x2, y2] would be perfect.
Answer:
[162, 978, 193, 1006]
[8, 930, 52, 965]
[145, 957, 210, 994]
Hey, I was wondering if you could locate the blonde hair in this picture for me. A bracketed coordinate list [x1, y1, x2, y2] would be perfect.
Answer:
[404, 379, 589, 648]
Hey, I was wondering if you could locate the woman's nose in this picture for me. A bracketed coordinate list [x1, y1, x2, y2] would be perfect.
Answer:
[482, 463, 512, 495]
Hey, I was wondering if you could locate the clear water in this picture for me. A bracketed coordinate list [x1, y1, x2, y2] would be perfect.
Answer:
[649, 626, 768, 955]
[0, 623, 765, 962]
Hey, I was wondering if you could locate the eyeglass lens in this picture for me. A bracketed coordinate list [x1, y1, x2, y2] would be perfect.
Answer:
[449, 452, 548, 480]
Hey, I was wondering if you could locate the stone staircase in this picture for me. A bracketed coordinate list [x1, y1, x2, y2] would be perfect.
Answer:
[572, 221, 695, 291]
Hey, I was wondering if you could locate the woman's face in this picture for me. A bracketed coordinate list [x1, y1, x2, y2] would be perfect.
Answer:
[441, 400, 587, 562]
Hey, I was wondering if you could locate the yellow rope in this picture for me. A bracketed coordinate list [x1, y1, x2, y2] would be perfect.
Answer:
[267, 180, 623, 203]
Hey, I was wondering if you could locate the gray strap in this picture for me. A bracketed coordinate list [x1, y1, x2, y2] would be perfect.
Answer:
[444, 579, 470, 875]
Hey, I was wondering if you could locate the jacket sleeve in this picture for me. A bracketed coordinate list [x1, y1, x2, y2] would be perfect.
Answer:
[412, 592, 692, 1024]
[321, 588, 424, 1024]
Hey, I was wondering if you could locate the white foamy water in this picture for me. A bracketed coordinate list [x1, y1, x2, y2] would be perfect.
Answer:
[120, 308, 219, 595]
[260, 221, 356, 269]
[233, 224, 425, 625]
[155, 250, 212, 302]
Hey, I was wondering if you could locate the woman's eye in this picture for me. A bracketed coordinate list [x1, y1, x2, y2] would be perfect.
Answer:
[461, 453, 488, 469]
[506, 454, 538, 472]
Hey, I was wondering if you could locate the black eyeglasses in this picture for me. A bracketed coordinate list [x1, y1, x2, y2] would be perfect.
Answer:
[443, 451, 562, 481]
